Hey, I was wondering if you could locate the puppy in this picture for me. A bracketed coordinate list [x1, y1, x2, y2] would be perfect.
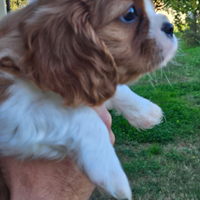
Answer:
[0, 0, 177, 199]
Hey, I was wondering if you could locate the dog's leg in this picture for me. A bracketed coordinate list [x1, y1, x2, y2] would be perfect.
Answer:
[106, 84, 163, 129]
[70, 107, 132, 200]
[0, 83, 131, 200]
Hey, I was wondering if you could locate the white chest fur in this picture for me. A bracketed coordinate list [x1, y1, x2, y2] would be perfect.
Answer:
[0, 80, 162, 200]
[0, 80, 132, 199]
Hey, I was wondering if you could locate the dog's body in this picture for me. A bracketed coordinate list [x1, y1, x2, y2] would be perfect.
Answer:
[0, 0, 177, 199]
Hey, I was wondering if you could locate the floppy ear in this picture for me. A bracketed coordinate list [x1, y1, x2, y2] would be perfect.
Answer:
[20, 1, 117, 107]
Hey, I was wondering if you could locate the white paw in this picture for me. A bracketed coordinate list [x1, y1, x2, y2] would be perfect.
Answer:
[124, 98, 163, 129]
[82, 144, 132, 200]
[72, 107, 132, 200]
[106, 84, 163, 130]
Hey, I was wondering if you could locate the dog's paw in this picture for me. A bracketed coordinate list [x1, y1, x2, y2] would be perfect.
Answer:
[83, 145, 132, 200]
[76, 110, 132, 200]
[124, 98, 163, 129]
[106, 85, 163, 130]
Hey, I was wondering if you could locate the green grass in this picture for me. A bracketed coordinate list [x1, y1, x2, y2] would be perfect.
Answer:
[90, 43, 200, 199]
[112, 83, 200, 144]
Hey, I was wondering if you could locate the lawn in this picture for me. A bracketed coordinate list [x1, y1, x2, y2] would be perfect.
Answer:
[90, 42, 200, 199]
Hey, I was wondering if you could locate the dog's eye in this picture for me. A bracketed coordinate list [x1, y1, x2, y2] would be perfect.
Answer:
[121, 6, 137, 23]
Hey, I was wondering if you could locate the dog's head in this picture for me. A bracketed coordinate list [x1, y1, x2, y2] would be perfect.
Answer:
[92, 0, 178, 83]
[0, 0, 178, 106]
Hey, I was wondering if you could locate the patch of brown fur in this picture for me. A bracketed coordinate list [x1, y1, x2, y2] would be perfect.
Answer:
[21, 1, 117, 107]
[0, 0, 118, 107]
[0, 0, 163, 106]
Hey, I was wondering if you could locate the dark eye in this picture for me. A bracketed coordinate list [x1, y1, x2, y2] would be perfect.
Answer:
[121, 6, 137, 23]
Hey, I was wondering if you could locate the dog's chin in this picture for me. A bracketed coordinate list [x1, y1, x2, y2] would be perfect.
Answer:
[159, 33, 178, 68]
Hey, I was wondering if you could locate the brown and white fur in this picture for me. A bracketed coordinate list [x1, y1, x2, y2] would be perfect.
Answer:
[0, 0, 177, 199]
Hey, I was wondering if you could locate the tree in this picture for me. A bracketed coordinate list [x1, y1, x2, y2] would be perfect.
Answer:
[9, 0, 28, 11]
[153, 0, 164, 11]
[153, 0, 200, 45]
[153, 0, 173, 11]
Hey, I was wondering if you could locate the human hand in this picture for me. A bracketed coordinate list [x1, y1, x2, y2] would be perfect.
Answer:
[0, 104, 114, 200]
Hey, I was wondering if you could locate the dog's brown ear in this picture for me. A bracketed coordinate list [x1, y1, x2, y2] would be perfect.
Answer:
[21, 1, 117, 106]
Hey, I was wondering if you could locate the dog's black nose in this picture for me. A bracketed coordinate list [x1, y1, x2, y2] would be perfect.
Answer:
[161, 22, 174, 38]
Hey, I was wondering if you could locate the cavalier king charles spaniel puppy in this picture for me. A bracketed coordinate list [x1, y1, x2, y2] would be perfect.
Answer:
[0, 0, 177, 199]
